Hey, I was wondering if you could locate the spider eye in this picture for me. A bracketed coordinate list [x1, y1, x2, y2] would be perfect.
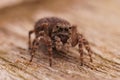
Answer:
[69, 27, 72, 29]
[59, 27, 63, 31]
[64, 28, 68, 31]
[56, 26, 58, 28]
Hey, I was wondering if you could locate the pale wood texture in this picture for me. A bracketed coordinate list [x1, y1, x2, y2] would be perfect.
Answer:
[0, 0, 120, 80]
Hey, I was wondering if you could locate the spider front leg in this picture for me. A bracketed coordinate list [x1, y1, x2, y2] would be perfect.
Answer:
[79, 34, 93, 63]
[78, 35, 84, 66]
[29, 30, 35, 50]
[40, 33, 53, 67]
[29, 31, 45, 62]
[45, 36, 53, 67]
[30, 38, 39, 62]
[82, 38, 93, 62]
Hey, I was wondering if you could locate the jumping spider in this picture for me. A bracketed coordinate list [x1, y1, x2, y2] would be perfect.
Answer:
[29, 17, 93, 66]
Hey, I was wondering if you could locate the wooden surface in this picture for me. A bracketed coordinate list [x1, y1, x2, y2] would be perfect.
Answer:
[0, 0, 120, 80]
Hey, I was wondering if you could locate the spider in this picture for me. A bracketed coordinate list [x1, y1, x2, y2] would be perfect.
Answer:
[28, 17, 93, 66]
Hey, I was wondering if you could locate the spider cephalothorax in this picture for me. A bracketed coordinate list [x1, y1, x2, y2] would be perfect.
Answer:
[29, 17, 93, 66]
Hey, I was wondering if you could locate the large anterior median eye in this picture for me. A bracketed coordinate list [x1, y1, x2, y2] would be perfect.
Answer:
[64, 28, 68, 31]
[69, 27, 72, 29]
[59, 27, 63, 31]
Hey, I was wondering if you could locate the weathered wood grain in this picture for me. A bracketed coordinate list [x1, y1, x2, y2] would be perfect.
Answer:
[0, 0, 120, 80]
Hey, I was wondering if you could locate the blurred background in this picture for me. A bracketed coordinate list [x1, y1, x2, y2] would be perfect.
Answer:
[0, 0, 120, 80]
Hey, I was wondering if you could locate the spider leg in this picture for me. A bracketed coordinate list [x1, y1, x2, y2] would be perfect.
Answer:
[48, 41, 52, 67]
[29, 31, 45, 62]
[29, 30, 53, 67]
[80, 34, 93, 62]
[40, 33, 53, 67]
[45, 36, 53, 67]
[29, 38, 39, 62]
[78, 34, 84, 66]
[29, 30, 35, 50]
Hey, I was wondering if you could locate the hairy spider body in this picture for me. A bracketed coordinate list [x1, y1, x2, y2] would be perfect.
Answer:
[29, 17, 93, 66]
